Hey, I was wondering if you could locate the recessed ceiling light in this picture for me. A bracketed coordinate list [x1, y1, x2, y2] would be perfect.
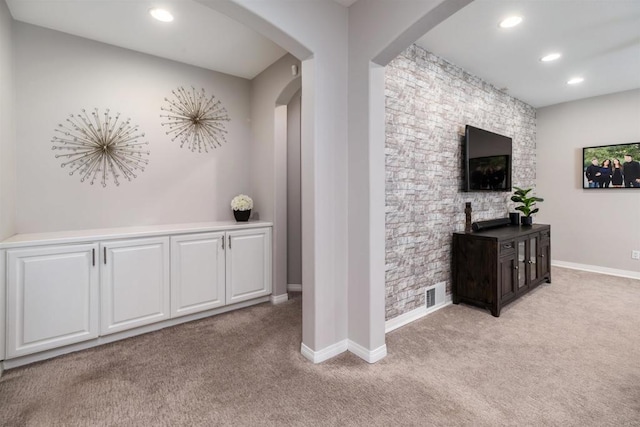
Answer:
[540, 53, 562, 62]
[149, 8, 174, 22]
[567, 77, 584, 85]
[499, 16, 523, 28]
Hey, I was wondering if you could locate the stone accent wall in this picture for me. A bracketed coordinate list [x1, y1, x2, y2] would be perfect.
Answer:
[385, 44, 537, 320]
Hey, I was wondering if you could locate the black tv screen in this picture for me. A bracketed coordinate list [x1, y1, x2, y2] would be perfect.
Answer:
[464, 125, 512, 192]
[583, 142, 640, 189]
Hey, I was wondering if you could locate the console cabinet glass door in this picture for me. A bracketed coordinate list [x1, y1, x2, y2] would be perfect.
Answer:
[517, 239, 527, 291]
[101, 237, 170, 335]
[517, 235, 541, 293]
[6, 244, 99, 358]
[529, 235, 538, 284]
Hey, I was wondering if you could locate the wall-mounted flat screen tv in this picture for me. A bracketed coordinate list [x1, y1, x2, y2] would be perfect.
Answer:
[464, 125, 512, 192]
[583, 142, 640, 189]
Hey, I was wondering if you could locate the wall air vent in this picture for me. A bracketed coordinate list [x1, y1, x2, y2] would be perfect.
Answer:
[426, 288, 436, 308]
[425, 282, 446, 310]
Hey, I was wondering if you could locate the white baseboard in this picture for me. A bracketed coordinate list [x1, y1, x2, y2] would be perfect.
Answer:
[301, 340, 348, 364]
[385, 294, 453, 334]
[552, 260, 640, 280]
[287, 283, 302, 292]
[301, 339, 387, 364]
[348, 340, 387, 363]
[270, 294, 289, 304]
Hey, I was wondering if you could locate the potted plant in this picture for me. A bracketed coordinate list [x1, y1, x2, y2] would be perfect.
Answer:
[510, 187, 543, 226]
[231, 194, 253, 222]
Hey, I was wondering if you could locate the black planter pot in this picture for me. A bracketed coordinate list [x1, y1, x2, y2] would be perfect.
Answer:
[233, 209, 251, 222]
[520, 216, 533, 226]
[509, 212, 520, 226]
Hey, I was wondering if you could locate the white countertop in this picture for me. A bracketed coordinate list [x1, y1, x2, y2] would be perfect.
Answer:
[0, 221, 273, 249]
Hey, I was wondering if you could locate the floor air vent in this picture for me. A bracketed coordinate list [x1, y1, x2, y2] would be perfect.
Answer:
[425, 282, 446, 310]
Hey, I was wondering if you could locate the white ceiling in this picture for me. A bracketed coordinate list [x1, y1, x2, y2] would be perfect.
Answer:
[6, 0, 640, 107]
[5, 0, 288, 79]
[416, 0, 640, 108]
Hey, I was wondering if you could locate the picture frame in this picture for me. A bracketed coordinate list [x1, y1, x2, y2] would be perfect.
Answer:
[582, 142, 640, 189]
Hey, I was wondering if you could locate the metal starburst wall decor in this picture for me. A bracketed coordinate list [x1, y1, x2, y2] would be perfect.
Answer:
[160, 86, 230, 153]
[51, 109, 150, 187]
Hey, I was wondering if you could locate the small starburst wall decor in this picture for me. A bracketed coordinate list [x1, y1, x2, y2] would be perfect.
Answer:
[51, 108, 150, 187]
[160, 86, 230, 153]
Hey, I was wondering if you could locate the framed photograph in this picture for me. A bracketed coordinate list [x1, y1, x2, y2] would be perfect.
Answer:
[583, 142, 640, 189]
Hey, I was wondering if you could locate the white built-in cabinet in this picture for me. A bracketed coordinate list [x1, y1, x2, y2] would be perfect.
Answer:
[171, 229, 272, 315]
[171, 232, 226, 317]
[2, 223, 272, 362]
[226, 228, 272, 304]
[5, 244, 99, 358]
[101, 237, 171, 335]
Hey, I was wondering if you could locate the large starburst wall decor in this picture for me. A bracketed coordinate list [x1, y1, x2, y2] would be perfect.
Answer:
[160, 86, 230, 153]
[51, 109, 150, 187]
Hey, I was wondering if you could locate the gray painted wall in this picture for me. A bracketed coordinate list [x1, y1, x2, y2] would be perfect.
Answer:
[14, 23, 252, 233]
[537, 89, 640, 275]
[0, 1, 15, 241]
[250, 53, 301, 298]
[287, 90, 302, 286]
[385, 44, 537, 320]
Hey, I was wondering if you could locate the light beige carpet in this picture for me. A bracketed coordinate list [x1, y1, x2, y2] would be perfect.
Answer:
[1, 267, 639, 426]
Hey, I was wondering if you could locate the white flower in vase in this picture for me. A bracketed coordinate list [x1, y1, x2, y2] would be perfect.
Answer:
[230, 194, 253, 211]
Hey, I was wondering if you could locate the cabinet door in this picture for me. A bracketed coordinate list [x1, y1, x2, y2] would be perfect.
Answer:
[517, 238, 528, 292]
[101, 237, 170, 335]
[538, 230, 551, 280]
[528, 234, 539, 284]
[499, 253, 517, 302]
[226, 228, 272, 304]
[6, 244, 99, 358]
[171, 233, 226, 318]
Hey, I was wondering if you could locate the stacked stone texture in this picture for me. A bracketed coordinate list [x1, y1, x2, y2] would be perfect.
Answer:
[385, 44, 537, 320]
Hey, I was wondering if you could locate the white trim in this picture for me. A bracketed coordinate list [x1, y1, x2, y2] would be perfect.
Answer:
[300, 340, 348, 364]
[287, 283, 302, 292]
[385, 294, 453, 333]
[2, 296, 269, 370]
[348, 340, 387, 363]
[270, 293, 289, 304]
[552, 260, 640, 280]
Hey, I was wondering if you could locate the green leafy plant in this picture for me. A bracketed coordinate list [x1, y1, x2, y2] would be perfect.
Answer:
[511, 187, 544, 217]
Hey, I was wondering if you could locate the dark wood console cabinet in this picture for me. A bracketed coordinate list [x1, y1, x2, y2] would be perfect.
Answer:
[452, 224, 551, 317]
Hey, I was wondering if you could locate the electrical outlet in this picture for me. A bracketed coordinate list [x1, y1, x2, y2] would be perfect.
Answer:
[632, 250, 640, 260]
